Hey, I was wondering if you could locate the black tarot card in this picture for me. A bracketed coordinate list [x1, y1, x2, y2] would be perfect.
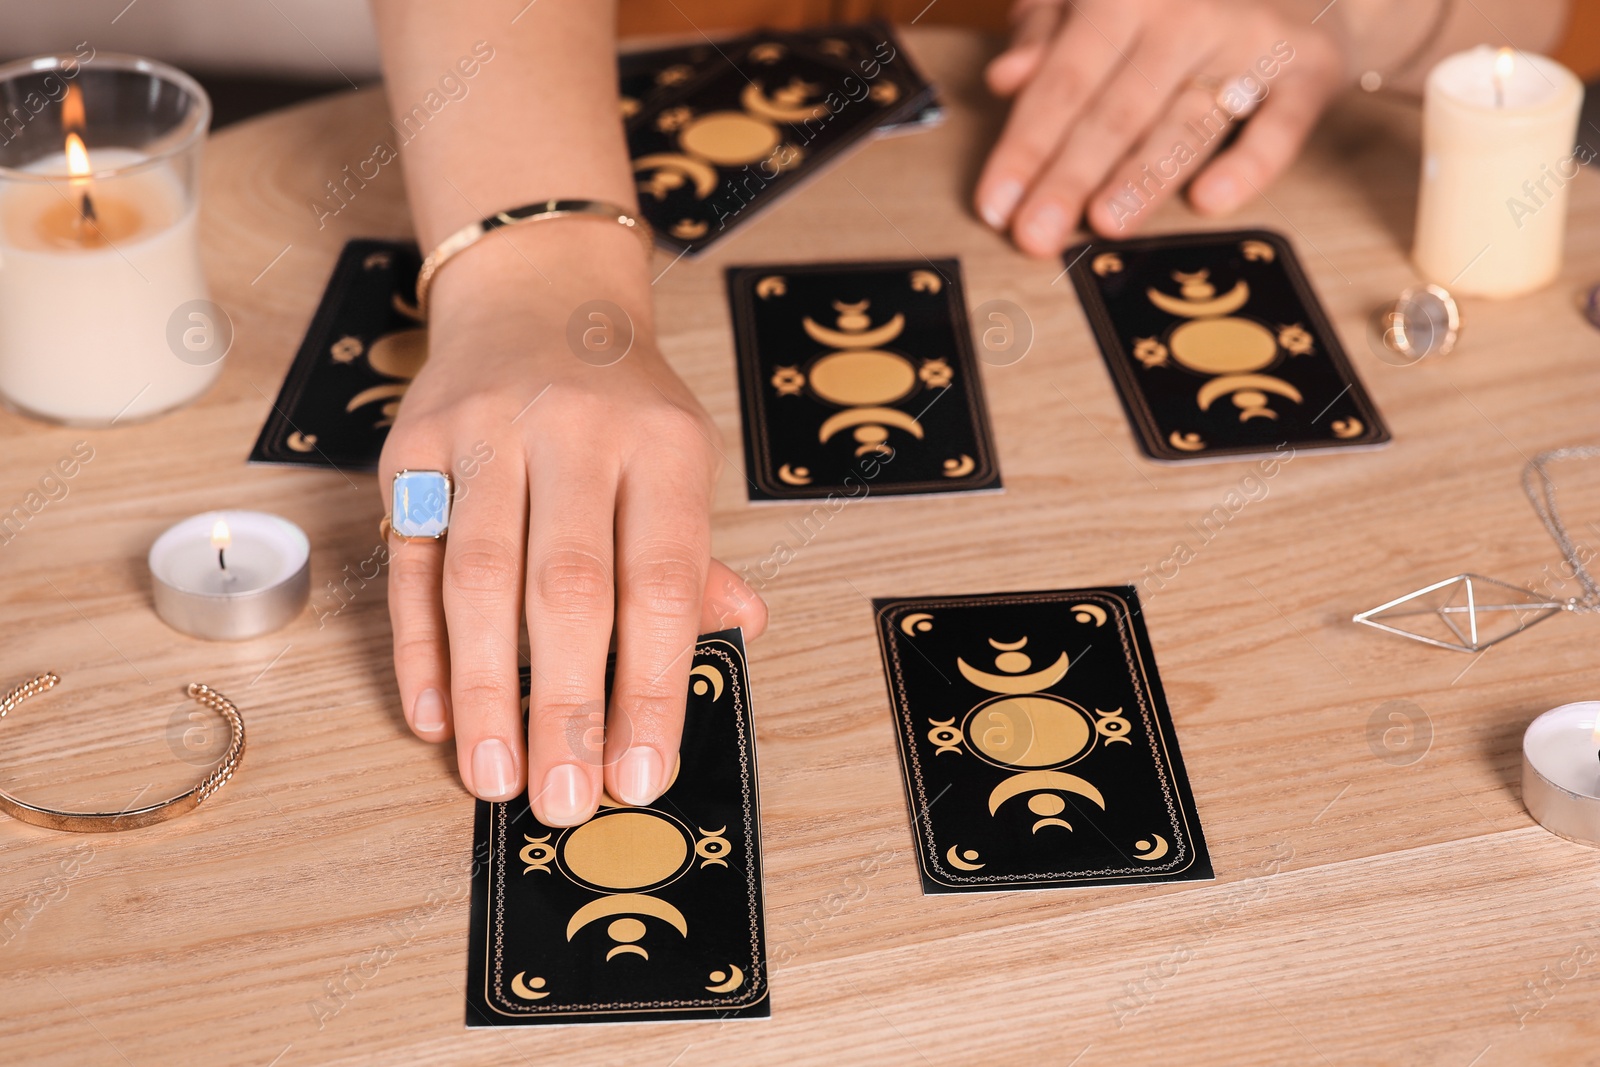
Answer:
[1065, 229, 1389, 463]
[465, 630, 769, 1025]
[627, 31, 932, 254]
[873, 588, 1213, 893]
[249, 239, 424, 470]
[727, 259, 1001, 501]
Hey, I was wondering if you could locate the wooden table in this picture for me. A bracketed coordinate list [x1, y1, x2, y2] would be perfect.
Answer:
[3, 27, 1599, 1067]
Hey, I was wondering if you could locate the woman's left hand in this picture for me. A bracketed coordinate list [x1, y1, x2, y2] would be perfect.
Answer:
[974, 0, 1349, 254]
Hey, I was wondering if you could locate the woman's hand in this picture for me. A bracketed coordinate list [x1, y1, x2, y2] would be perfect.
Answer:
[975, 0, 1350, 253]
[379, 225, 765, 826]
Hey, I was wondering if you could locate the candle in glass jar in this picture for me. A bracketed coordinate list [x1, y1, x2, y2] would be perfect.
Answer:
[1413, 47, 1584, 298]
[0, 54, 219, 425]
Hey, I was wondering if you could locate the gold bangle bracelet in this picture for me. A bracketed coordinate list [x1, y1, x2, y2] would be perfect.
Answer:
[414, 198, 655, 318]
[0, 673, 245, 833]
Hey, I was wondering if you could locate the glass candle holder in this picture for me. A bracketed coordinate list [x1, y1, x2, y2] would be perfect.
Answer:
[0, 53, 219, 426]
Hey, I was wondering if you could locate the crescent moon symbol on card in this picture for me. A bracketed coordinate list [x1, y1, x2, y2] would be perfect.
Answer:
[606, 944, 649, 961]
[567, 894, 689, 942]
[705, 965, 746, 992]
[957, 652, 1071, 694]
[345, 383, 409, 413]
[631, 153, 718, 198]
[942, 455, 976, 478]
[945, 846, 985, 871]
[1134, 835, 1170, 861]
[1196, 374, 1302, 412]
[510, 972, 549, 1000]
[689, 664, 724, 701]
[802, 313, 906, 350]
[1147, 280, 1250, 319]
[988, 771, 1105, 816]
[1071, 603, 1107, 626]
[899, 612, 934, 636]
[740, 81, 826, 123]
[817, 407, 923, 445]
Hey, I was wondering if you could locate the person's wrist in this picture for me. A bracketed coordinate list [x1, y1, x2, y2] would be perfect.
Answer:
[426, 215, 656, 340]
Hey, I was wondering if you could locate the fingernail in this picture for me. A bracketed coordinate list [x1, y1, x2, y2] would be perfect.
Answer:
[413, 688, 447, 735]
[981, 179, 1024, 229]
[539, 763, 593, 825]
[615, 746, 664, 806]
[1196, 174, 1240, 214]
[1021, 202, 1068, 249]
[471, 739, 517, 800]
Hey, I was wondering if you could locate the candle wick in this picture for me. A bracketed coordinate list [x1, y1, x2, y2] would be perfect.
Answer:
[218, 547, 227, 571]
[76, 189, 98, 238]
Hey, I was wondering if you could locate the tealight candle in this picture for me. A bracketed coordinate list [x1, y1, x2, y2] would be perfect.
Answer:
[1521, 701, 1600, 847]
[1413, 47, 1584, 298]
[149, 511, 310, 641]
[0, 54, 218, 425]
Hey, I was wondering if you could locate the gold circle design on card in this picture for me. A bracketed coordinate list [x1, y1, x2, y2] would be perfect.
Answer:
[677, 113, 781, 165]
[558, 808, 694, 893]
[806, 350, 917, 407]
[962, 693, 1094, 771]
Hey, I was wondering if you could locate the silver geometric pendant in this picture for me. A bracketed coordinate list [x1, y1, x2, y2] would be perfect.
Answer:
[1353, 573, 1573, 652]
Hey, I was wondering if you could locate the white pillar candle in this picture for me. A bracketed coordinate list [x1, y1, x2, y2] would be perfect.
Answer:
[0, 147, 214, 423]
[0, 54, 218, 425]
[1413, 47, 1584, 299]
[149, 511, 311, 641]
[1521, 701, 1600, 847]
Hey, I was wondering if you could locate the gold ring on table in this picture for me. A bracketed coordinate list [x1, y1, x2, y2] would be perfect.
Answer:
[0, 674, 245, 833]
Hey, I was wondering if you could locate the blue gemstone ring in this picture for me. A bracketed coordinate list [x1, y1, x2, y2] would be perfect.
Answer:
[384, 469, 453, 541]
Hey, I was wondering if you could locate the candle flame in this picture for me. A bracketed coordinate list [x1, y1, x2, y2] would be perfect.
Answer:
[1492, 48, 1515, 106]
[64, 132, 91, 180]
[211, 518, 232, 551]
[61, 83, 85, 133]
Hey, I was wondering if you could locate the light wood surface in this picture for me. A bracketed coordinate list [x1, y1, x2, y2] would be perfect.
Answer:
[3, 26, 1600, 1067]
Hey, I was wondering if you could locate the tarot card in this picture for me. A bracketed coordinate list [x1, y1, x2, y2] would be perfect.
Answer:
[873, 588, 1213, 893]
[249, 239, 424, 470]
[465, 629, 770, 1025]
[727, 259, 1001, 501]
[627, 32, 932, 253]
[1065, 229, 1390, 463]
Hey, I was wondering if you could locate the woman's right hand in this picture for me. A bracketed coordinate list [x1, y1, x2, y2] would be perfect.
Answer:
[379, 224, 765, 826]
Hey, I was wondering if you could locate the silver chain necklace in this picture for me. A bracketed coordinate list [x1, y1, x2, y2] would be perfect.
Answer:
[1355, 446, 1600, 652]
